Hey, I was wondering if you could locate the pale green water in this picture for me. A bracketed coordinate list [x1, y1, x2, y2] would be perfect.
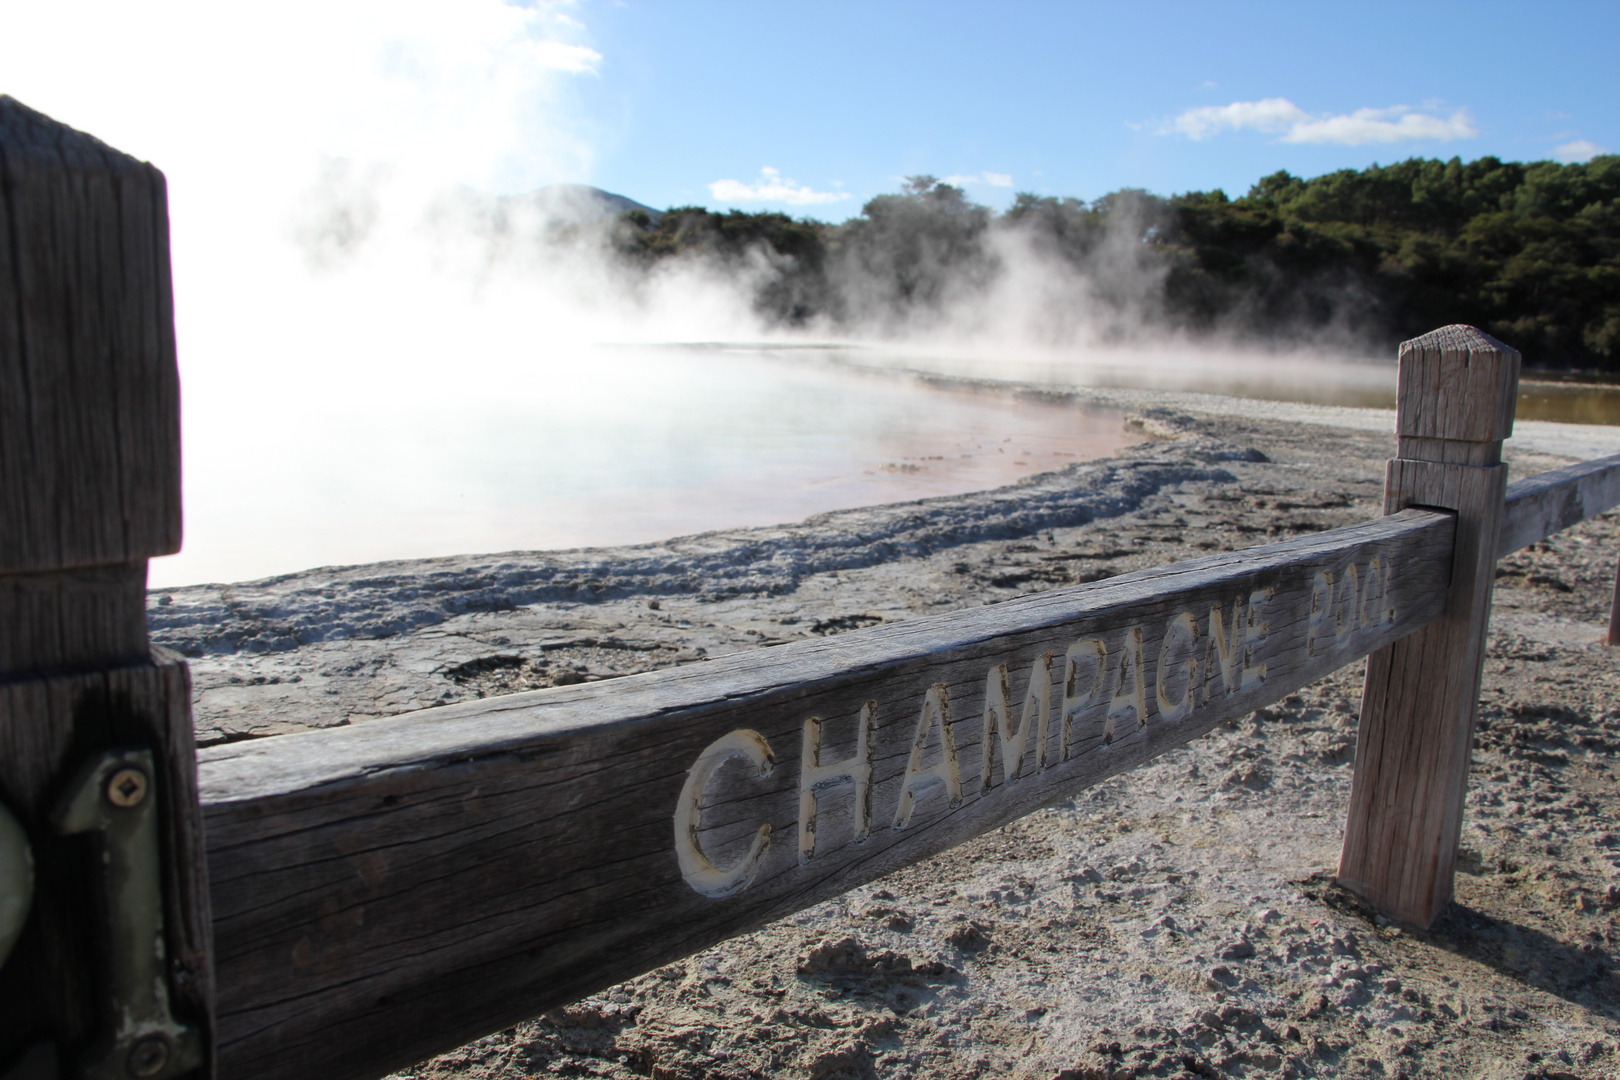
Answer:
[810, 344, 1620, 422]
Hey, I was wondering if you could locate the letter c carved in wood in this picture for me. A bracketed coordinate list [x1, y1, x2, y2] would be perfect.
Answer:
[674, 729, 776, 898]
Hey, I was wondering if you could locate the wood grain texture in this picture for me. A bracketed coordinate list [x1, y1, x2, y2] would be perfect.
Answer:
[199, 510, 1455, 1080]
[0, 562, 147, 678]
[0, 100, 207, 1078]
[1497, 452, 1620, 559]
[1609, 555, 1620, 648]
[0, 95, 181, 574]
[1340, 327, 1519, 928]
[0, 651, 213, 1076]
[1395, 325, 1520, 446]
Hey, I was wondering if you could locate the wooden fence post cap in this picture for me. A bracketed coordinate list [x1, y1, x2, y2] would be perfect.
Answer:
[0, 96, 182, 574]
[1396, 324, 1521, 444]
[1, 95, 127, 163]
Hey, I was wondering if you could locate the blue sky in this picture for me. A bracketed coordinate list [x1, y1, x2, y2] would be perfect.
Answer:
[570, 0, 1619, 216]
[3, 0, 1615, 220]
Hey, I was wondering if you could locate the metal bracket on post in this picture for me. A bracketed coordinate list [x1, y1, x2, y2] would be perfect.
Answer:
[0, 807, 33, 973]
[0, 811, 42, 1080]
[51, 752, 200, 1080]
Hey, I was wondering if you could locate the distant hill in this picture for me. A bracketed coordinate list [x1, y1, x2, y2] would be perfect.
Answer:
[506, 184, 663, 229]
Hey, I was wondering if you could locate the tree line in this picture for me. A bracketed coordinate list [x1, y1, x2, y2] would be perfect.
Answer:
[610, 156, 1620, 370]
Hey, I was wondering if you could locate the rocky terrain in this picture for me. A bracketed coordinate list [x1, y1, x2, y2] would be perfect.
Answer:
[155, 396, 1620, 1080]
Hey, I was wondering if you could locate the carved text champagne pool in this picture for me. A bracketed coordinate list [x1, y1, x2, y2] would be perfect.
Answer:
[675, 553, 1396, 897]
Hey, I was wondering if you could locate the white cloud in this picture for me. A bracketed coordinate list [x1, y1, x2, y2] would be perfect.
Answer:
[1170, 98, 1306, 139]
[1283, 107, 1476, 145]
[531, 39, 604, 73]
[1555, 139, 1607, 163]
[1168, 98, 1476, 146]
[942, 172, 1015, 188]
[708, 167, 851, 206]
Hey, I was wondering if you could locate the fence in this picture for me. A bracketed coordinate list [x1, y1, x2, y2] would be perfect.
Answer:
[2, 97, 1619, 1080]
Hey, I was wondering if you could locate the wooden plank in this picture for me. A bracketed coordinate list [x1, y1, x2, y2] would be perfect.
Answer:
[0, 564, 148, 676]
[1609, 554, 1620, 648]
[1497, 452, 1620, 559]
[200, 508, 1455, 1080]
[0, 95, 181, 575]
[1339, 325, 1519, 928]
[1395, 323, 1518, 447]
[0, 100, 210, 1078]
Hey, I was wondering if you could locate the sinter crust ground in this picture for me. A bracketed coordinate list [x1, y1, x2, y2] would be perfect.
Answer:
[152, 406, 1620, 1080]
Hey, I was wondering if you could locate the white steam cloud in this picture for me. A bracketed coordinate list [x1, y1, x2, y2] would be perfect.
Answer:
[1168, 98, 1477, 145]
[0, 0, 785, 586]
[708, 167, 852, 205]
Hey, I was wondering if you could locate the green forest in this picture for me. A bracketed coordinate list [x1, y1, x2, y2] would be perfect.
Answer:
[612, 155, 1620, 371]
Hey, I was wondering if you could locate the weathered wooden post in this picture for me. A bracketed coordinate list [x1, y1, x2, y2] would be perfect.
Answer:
[1338, 325, 1520, 928]
[0, 98, 212, 1078]
[1607, 556, 1620, 646]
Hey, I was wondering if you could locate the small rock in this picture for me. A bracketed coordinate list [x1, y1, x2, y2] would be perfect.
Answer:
[796, 936, 915, 978]
[1220, 763, 1272, 791]
[1105, 858, 1144, 881]
[946, 921, 991, 952]
[804, 1038, 872, 1078]
[1219, 1004, 1259, 1027]
[798, 936, 868, 975]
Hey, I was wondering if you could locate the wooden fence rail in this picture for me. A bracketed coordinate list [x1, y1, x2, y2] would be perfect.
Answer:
[1499, 451, 1620, 558]
[200, 509, 1454, 1080]
[4, 99, 1620, 1080]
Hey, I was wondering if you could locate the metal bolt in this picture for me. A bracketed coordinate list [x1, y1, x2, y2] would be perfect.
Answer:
[126, 1035, 169, 1078]
[105, 768, 148, 809]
